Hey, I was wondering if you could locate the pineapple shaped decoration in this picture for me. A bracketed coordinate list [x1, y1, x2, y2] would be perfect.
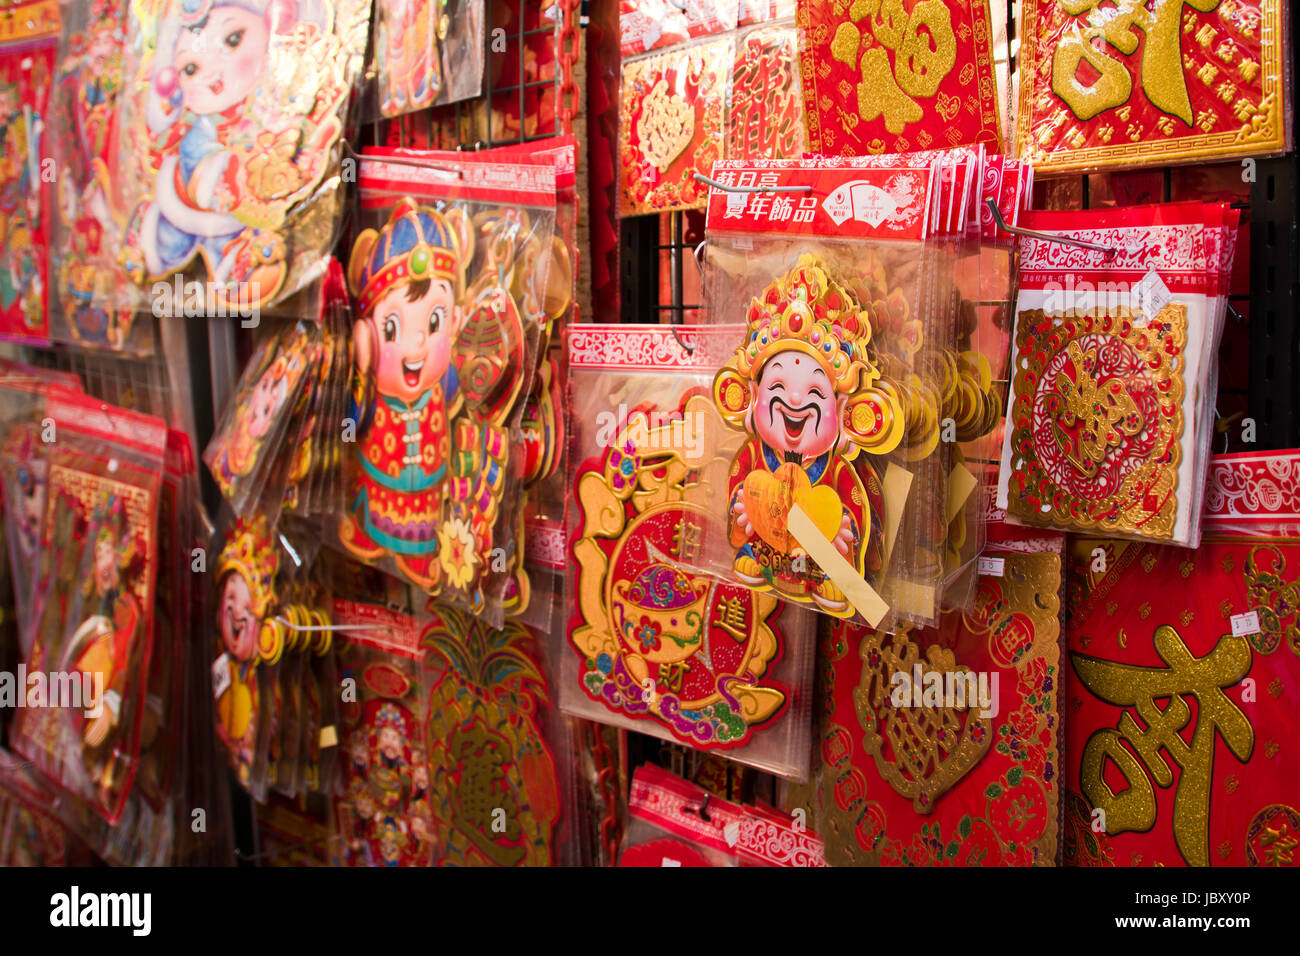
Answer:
[421, 607, 560, 866]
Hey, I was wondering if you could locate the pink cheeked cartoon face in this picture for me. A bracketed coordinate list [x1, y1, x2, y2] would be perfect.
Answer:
[218, 570, 257, 661]
[247, 364, 287, 439]
[172, 5, 270, 115]
[93, 534, 120, 595]
[372, 278, 458, 404]
[753, 353, 842, 461]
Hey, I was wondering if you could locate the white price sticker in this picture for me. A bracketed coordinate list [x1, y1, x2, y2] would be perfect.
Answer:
[723, 821, 740, 847]
[211, 653, 231, 699]
[977, 555, 1006, 577]
[661, 857, 682, 867]
[1230, 610, 1261, 637]
[1135, 268, 1173, 323]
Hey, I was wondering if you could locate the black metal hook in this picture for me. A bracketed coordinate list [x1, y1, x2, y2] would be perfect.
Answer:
[985, 199, 1118, 257]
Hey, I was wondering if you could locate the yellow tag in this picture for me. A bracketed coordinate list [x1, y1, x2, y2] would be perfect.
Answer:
[319, 725, 338, 749]
[789, 502, 889, 626]
[881, 462, 915, 569]
[945, 463, 979, 525]
[890, 580, 937, 621]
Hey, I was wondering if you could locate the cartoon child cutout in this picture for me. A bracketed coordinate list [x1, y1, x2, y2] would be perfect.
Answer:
[122, 0, 332, 305]
[213, 515, 278, 784]
[713, 256, 903, 616]
[208, 338, 303, 497]
[57, 495, 142, 802]
[377, 0, 437, 115]
[341, 198, 467, 590]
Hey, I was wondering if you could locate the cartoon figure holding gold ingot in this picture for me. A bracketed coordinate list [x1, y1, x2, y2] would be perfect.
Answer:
[712, 255, 903, 616]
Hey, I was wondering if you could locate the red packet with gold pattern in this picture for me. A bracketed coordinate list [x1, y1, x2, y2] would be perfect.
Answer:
[9, 391, 167, 825]
[1016, 0, 1291, 174]
[813, 542, 1064, 865]
[330, 601, 435, 867]
[0, 8, 56, 345]
[728, 23, 806, 162]
[1064, 450, 1300, 867]
[563, 324, 817, 779]
[619, 37, 731, 216]
[996, 202, 1234, 547]
[795, 0, 1001, 157]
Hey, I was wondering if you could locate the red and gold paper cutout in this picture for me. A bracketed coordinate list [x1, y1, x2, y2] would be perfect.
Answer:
[619, 38, 730, 215]
[421, 607, 560, 866]
[1016, 0, 1289, 173]
[1006, 307, 1187, 539]
[796, 0, 1000, 156]
[817, 551, 1062, 866]
[568, 395, 789, 748]
[1065, 535, 1300, 866]
[728, 25, 805, 161]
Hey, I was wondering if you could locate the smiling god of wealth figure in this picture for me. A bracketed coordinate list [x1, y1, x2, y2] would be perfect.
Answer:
[712, 256, 904, 616]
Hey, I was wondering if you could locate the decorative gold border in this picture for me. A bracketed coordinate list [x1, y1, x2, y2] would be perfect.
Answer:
[1015, 0, 1287, 174]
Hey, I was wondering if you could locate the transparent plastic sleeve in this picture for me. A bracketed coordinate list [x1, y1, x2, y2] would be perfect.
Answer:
[560, 322, 816, 781]
[335, 148, 556, 627]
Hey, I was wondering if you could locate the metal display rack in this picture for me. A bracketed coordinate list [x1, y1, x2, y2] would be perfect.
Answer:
[620, 3, 1300, 452]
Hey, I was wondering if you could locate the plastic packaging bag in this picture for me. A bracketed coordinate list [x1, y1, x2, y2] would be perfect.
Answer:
[562, 322, 816, 780]
[337, 148, 556, 625]
[9, 391, 167, 824]
[996, 201, 1236, 548]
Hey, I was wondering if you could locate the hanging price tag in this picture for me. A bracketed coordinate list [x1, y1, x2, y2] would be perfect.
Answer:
[1134, 269, 1173, 323]
[1230, 610, 1261, 637]
[977, 555, 1006, 577]
[212, 653, 232, 699]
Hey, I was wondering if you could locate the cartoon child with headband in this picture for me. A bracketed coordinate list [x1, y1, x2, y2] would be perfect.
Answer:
[340, 198, 467, 590]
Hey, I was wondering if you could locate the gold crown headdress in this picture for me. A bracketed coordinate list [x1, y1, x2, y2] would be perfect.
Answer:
[712, 255, 905, 457]
[217, 515, 278, 620]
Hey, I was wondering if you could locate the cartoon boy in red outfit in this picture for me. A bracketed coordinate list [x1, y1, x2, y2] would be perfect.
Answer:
[340, 198, 466, 590]
[712, 255, 903, 616]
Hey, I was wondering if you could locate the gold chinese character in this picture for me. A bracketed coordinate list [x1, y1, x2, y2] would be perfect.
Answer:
[1214, 40, 1236, 64]
[838, 0, 957, 134]
[1232, 98, 1257, 122]
[1194, 24, 1217, 48]
[1238, 58, 1261, 83]
[1072, 625, 1253, 867]
[1051, 341, 1145, 477]
[1196, 62, 1219, 85]
[657, 659, 689, 694]
[1053, 0, 1224, 125]
[1260, 825, 1298, 866]
[1215, 80, 1237, 103]
[673, 520, 703, 563]
[712, 596, 748, 640]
